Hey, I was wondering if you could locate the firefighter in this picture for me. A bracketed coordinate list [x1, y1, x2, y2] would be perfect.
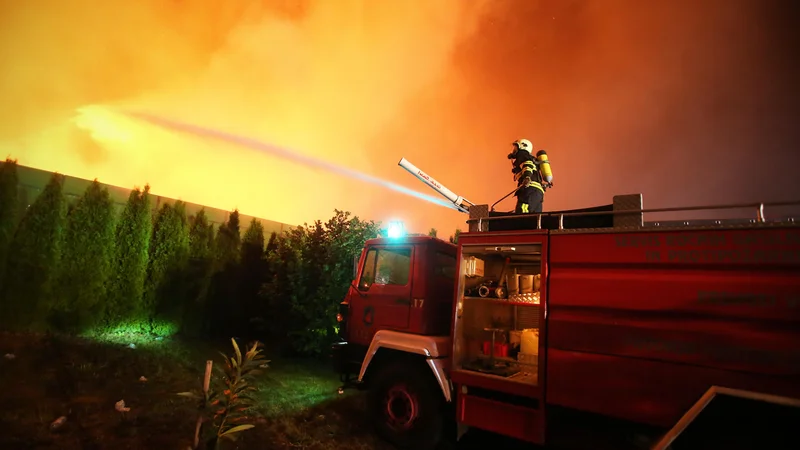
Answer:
[507, 138, 552, 214]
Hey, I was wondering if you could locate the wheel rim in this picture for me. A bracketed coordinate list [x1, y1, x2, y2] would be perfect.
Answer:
[384, 384, 418, 430]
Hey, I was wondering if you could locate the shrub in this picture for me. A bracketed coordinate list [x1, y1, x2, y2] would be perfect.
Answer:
[263, 225, 309, 346]
[105, 185, 152, 326]
[51, 180, 116, 331]
[0, 158, 19, 290]
[1, 173, 67, 330]
[144, 201, 190, 333]
[264, 210, 379, 355]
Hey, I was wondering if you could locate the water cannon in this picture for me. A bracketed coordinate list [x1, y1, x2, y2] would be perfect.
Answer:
[398, 158, 474, 214]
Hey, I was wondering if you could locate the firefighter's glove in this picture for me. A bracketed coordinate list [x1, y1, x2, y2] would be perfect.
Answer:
[522, 177, 533, 188]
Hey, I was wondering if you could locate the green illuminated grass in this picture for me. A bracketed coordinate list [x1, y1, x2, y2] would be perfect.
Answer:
[255, 358, 343, 417]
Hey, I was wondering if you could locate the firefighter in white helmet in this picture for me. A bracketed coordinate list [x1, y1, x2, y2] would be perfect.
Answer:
[507, 138, 553, 214]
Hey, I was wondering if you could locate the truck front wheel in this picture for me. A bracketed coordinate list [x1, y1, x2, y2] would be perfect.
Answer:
[368, 360, 444, 450]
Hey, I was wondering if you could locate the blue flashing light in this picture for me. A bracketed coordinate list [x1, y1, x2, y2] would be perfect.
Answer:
[387, 221, 406, 239]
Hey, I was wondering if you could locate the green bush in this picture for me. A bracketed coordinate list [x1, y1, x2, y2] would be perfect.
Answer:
[105, 185, 152, 326]
[51, 180, 116, 332]
[0, 173, 67, 330]
[181, 209, 215, 337]
[0, 158, 19, 290]
[264, 210, 379, 355]
[143, 201, 190, 333]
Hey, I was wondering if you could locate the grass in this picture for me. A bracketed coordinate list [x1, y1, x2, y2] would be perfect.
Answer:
[0, 332, 394, 450]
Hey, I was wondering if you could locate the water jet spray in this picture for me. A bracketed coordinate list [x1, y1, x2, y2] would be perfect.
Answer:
[121, 110, 458, 212]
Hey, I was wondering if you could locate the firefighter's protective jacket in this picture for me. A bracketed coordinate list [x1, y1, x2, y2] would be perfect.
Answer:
[511, 152, 545, 195]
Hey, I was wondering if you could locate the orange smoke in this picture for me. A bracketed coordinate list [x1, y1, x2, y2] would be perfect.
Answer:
[0, 0, 489, 234]
[1, 0, 798, 234]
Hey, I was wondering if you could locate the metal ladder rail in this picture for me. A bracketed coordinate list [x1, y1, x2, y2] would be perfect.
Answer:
[467, 200, 800, 231]
[651, 385, 800, 450]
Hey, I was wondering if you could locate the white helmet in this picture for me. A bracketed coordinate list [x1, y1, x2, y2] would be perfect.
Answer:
[513, 139, 533, 154]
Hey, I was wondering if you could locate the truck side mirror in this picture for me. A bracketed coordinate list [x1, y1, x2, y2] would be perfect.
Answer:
[353, 253, 359, 280]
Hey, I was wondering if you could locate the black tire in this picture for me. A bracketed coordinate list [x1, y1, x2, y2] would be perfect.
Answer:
[367, 359, 445, 450]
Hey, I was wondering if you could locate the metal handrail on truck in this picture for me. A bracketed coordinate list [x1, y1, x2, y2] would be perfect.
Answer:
[466, 200, 800, 231]
[397, 157, 799, 231]
[651, 386, 800, 450]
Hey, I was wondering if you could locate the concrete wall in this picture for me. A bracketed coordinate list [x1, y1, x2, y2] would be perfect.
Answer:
[10, 163, 294, 236]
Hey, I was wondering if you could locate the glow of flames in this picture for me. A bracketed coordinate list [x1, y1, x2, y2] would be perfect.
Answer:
[0, 0, 489, 232]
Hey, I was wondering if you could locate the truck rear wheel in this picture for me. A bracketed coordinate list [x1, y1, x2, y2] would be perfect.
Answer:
[368, 360, 444, 450]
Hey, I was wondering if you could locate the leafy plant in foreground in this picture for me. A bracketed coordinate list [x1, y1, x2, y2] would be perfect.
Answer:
[178, 338, 269, 450]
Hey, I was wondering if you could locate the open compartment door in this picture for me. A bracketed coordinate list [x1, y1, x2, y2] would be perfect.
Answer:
[450, 234, 548, 444]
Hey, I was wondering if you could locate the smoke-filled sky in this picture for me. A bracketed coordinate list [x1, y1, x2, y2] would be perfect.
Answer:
[1, 0, 798, 235]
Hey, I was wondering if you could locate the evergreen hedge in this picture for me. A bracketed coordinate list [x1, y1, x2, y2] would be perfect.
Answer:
[239, 218, 267, 332]
[205, 210, 241, 337]
[0, 158, 19, 290]
[106, 186, 152, 326]
[0, 164, 384, 355]
[52, 180, 116, 331]
[182, 209, 215, 336]
[1, 173, 67, 330]
[144, 201, 190, 333]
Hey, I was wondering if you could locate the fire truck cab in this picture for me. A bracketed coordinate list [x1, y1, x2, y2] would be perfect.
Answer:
[332, 191, 800, 450]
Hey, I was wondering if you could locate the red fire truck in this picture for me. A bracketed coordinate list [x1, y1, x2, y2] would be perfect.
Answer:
[330, 159, 800, 450]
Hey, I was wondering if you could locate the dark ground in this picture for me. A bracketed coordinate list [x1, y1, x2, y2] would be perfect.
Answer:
[0, 332, 393, 450]
[0, 333, 794, 450]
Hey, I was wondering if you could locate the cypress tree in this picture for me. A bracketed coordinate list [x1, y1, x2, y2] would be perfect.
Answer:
[240, 218, 266, 332]
[52, 180, 116, 332]
[207, 210, 241, 336]
[214, 209, 241, 269]
[0, 158, 19, 290]
[143, 201, 190, 332]
[1, 173, 66, 330]
[106, 185, 152, 327]
[182, 209, 215, 336]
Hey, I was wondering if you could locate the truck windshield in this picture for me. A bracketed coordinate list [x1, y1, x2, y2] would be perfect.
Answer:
[359, 247, 411, 289]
